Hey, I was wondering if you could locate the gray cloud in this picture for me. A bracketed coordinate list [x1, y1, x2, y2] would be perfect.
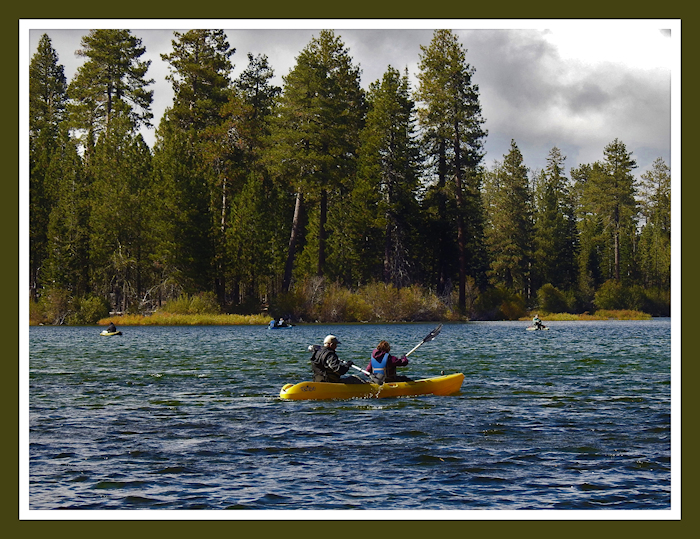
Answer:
[27, 25, 672, 178]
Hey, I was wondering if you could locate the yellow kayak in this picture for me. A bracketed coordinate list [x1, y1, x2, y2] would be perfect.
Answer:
[100, 330, 122, 336]
[279, 373, 464, 401]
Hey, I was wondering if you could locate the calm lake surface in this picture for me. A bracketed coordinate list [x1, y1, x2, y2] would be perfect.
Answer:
[27, 320, 672, 514]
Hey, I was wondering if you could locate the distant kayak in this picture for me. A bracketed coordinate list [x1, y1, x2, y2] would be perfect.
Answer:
[100, 330, 122, 336]
[279, 373, 464, 401]
[526, 326, 549, 331]
[268, 320, 294, 329]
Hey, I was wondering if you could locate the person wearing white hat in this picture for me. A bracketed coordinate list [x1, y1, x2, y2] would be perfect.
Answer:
[309, 334, 358, 383]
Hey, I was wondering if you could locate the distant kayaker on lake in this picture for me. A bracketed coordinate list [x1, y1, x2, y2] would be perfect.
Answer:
[107, 321, 117, 333]
[366, 340, 411, 383]
[310, 335, 361, 384]
[533, 314, 544, 330]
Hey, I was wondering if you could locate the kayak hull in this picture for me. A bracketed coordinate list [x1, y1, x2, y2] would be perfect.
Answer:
[526, 326, 549, 331]
[100, 330, 122, 336]
[279, 373, 464, 401]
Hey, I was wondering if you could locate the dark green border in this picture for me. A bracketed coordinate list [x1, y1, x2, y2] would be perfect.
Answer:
[10, 3, 690, 536]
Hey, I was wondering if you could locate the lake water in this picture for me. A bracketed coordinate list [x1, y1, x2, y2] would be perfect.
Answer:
[26, 320, 673, 516]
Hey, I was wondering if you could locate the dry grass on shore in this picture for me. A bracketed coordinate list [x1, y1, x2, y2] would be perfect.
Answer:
[520, 310, 653, 321]
[97, 312, 271, 326]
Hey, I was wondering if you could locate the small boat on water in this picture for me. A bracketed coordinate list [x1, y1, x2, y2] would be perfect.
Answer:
[100, 330, 122, 336]
[268, 320, 294, 329]
[279, 372, 464, 401]
[526, 326, 549, 331]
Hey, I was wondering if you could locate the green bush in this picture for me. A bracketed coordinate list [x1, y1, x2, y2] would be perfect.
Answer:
[594, 280, 628, 310]
[473, 286, 525, 320]
[29, 297, 47, 325]
[500, 295, 527, 320]
[161, 292, 220, 315]
[357, 282, 450, 322]
[643, 287, 671, 317]
[536, 283, 569, 314]
[67, 295, 110, 325]
[41, 288, 71, 325]
[319, 283, 373, 322]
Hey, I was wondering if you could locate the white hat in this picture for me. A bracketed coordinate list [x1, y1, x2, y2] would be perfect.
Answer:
[323, 334, 340, 345]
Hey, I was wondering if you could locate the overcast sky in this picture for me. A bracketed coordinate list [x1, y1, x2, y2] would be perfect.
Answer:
[24, 20, 678, 177]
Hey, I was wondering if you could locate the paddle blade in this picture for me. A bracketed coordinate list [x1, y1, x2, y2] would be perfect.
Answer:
[423, 324, 443, 343]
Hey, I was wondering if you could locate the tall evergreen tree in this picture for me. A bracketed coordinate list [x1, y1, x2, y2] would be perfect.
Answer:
[161, 30, 234, 132]
[89, 115, 154, 312]
[571, 162, 605, 305]
[67, 29, 154, 154]
[213, 53, 283, 304]
[532, 147, 578, 291]
[351, 66, 420, 286]
[267, 30, 365, 290]
[42, 130, 91, 299]
[416, 29, 487, 310]
[484, 140, 532, 296]
[578, 139, 638, 282]
[638, 157, 671, 288]
[29, 34, 67, 300]
[155, 30, 234, 298]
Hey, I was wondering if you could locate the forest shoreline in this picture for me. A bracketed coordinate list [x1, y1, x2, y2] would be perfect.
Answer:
[44, 309, 655, 326]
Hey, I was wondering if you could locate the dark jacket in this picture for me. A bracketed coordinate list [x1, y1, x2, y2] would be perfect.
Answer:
[107, 323, 117, 333]
[311, 345, 350, 383]
[366, 349, 409, 381]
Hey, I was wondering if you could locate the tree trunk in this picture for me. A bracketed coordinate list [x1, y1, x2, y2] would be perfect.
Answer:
[614, 227, 620, 281]
[437, 140, 447, 294]
[453, 124, 466, 311]
[282, 189, 304, 292]
[384, 220, 392, 285]
[318, 188, 327, 277]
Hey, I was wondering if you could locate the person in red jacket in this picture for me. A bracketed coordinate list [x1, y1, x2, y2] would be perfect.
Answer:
[366, 340, 411, 383]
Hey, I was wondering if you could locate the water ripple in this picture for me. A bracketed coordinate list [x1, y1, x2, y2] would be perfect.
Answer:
[28, 320, 671, 511]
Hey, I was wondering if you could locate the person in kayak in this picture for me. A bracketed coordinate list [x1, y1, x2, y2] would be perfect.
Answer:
[107, 321, 117, 333]
[533, 314, 545, 330]
[310, 335, 361, 383]
[366, 340, 411, 383]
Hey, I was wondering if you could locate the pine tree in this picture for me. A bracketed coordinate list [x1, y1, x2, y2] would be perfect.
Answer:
[161, 30, 234, 131]
[484, 140, 532, 296]
[416, 29, 487, 310]
[532, 147, 578, 292]
[214, 53, 283, 305]
[571, 163, 605, 306]
[267, 30, 365, 291]
[42, 130, 90, 298]
[578, 139, 638, 282]
[351, 66, 420, 287]
[29, 34, 67, 301]
[638, 157, 671, 288]
[89, 115, 154, 312]
[67, 29, 154, 153]
[155, 30, 235, 298]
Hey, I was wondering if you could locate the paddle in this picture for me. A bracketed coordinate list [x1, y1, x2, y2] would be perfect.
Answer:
[404, 324, 443, 357]
[349, 363, 379, 381]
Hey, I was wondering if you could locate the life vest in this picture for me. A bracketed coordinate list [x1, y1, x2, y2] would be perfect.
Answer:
[370, 352, 390, 383]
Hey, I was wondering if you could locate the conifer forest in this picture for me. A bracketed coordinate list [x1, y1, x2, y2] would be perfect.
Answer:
[28, 29, 671, 324]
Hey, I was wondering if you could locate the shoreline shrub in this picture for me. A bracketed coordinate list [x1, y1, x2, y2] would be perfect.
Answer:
[536, 283, 569, 314]
[67, 295, 110, 325]
[162, 292, 221, 315]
